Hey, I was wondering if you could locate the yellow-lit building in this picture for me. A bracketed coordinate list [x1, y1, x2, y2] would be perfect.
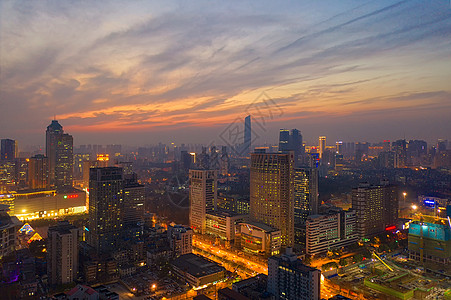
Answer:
[250, 151, 294, 247]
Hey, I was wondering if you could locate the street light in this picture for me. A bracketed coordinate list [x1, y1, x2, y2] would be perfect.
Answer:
[411, 205, 417, 210]
[403, 192, 407, 204]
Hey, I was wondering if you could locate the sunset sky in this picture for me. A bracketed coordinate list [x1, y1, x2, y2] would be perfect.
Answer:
[1, 0, 451, 147]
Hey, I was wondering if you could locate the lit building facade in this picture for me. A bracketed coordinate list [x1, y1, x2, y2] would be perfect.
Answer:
[0, 204, 21, 259]
[268, 249, 320, 300]
[88, 167, 124, 254]
[318, 136, 326, 159]
[237, 221, 281, 256]
[306, 209, 358, 255]
[352, 182, 398, 239]
[46, 120, 73, 188]
[408, 220, 451, 264]
[205, 210, 248, 241]
[28, 154, 49, 189]
[189, 169, 218, 234]
[47, 221, 79, 285]
[294, 167, 318, 225]
[250, 151, 294, 247]
[0, 139, 17, 161]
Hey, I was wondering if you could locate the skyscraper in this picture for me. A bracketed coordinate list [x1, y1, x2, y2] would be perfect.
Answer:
[293, 167, 318, 225]
[0, 139, 17, 161]
[278, 129, 290, 152]
[47, 221, 78, 285]
[28, 154, 49, 189]
[189, 169, 218, 234]
[55, 133, 73, 188]
[250, 151, 294, 247]
[278, 129, 303, 165]
[352, 182, 398, 239]
[88, 167, 124, 254]
[318, 136, 326, 159]
[268, 248, 320, 300]
[46, 120, 73, 188]
[243, 115, 251, 156]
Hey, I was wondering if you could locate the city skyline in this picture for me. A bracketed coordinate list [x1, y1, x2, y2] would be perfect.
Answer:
[1, 1, 451, 146]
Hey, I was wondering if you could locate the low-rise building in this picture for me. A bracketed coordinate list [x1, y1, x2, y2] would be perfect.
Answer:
[236, 221, 281, 257]
[168, 224, 193, 256]
[205, 210, 248, 241]
[171, 253, 225, 289]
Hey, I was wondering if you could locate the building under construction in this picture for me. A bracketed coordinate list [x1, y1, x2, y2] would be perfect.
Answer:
[408, 217, 451, 264]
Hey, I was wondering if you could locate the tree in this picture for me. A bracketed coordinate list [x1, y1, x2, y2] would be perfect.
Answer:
[339, 258, 347, 266]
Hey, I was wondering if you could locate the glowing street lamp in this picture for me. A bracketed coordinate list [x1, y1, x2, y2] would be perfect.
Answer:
[411, 205, 418, 210]
[403, 192, 407, 204]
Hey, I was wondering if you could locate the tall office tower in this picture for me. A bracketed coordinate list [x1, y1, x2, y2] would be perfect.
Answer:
[47, 221, 78, 285]
[382, 140, 391, 152]
[55, 133, 73, 188]
[293, 168, 318, 225]
[250, 151, 294, 247]
[279, 129, 303, 165]
[0, 139, 17, 161]
[46, 120, 73, 188]
[243, 115, 251, 156]
[220, 146, 229, 176]
[318, 136, 326, 159]
[46, 120, 63, 185]
[392, 139, 407, 167]
[88, 167, 124, 254]
[268, 248, 320, 300]
[199, 147, 210, 169]
[335, 141, 343, 154]
[189, 169, 218, 234]
[278, 129, 290, 152]
[351, 182, 398, 239]
[210, 146, 220, 170]
[437, 139, 448, 152]
[123, 178, 145, 228]
[28, 154, 49, 189]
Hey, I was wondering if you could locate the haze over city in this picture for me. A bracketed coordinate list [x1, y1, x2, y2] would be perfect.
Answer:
[1, 0, 451, 146]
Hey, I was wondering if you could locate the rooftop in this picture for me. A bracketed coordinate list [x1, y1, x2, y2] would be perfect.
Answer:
[171, 253, 225, 278]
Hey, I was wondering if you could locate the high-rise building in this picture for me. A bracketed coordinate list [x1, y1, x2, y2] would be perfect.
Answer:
[46, 120, 73, 188]
[352, 182, 398, 239]
[0, 204, 21, 259]
[408, 219, 451, 264]
[123, 180, 145, 228]
[278, 129, 290, 152]
[28, 154, 49, 189]
[250, 151, 294, 247]
[88, 167, 124, 254]
[268, 248, 320, 300]
[189, 169, 218, 234]
[278, 129, 303, 165]
[55, 133, 73, 188]
[318, 136, 326, 159]
[293, 168, 318, 225]
[306, 208, 358, 255]
[243, 115, 251, 156]
[1, 139, 17, 161]
[47, 221, 78, 285]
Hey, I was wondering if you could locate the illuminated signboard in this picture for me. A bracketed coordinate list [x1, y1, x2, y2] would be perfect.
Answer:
[423, 199, 436, 207]
[63, 194, 79, 199]
[385, 225, 396, 231]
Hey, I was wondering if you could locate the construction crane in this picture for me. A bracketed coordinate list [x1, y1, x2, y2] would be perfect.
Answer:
[372, 252, 394, 272]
